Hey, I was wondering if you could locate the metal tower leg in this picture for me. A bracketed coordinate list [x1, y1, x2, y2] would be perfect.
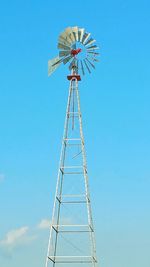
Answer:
[46, 77, 98, 267]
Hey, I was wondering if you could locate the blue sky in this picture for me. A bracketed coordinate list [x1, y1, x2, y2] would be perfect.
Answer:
[0, 0, 150, 267]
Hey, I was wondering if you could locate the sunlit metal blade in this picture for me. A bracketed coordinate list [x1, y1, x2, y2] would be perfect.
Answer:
[61, 31, 72, 43]
[86, 45, 99, 51]
[58, 42, 71, 50]
[59, 32, 72, 46]
[81, 33, 88, 44]
[83, 33, 91, 45]
[80, 60, 85, 75]
[72, 26, 79, 41]
[83, 59, 91, 73]
[65, 28, 76, 43]
[59, 31, 72, 46]
[85, 38, 96, 47]
[59, 50, 71, 57]
[78, 29, 81, 42]
[48, 56, 61, 76]
[64, 27, 74, 43]
[93, 58, 99, 62]
[63, 55, 73, 64]
[93, 59, 99, 62]
[72, 32, 76, 42]
[87, 55, 99, 62]
[79, 28, 85, 42]
[87, 51, 99, 55]
[75, 26, 79, 41]
[58, 36, 70, 46]
[85, 58, 95, 69]
[58, 39, 69, 47]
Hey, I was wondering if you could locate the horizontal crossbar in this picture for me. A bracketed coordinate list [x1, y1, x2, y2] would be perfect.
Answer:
[56, 197, 86, 204]
[51, 224, 94, 233]
[48, 256, 97, 263]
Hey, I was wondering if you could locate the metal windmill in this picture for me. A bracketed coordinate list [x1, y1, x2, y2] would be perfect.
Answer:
[46, 26, 99, 267]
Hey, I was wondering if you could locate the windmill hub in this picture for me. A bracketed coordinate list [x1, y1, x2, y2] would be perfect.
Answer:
[71, 48, 82, 56]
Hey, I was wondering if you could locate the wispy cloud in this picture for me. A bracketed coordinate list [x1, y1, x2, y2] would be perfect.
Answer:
[0, 226, 37, 250]
[0, 226, 38, 260]
[0, 217, 71, 253]
[37, 219, 51, 229]
[0, 226, 29, 247]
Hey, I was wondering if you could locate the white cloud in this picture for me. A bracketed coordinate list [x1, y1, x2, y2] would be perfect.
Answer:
[0, 226, 29, 247]
[0, 226, 38, 259]
[0, 217, 72, 251]
[0, 227, 28, 246]
[37, 219, 51, 229]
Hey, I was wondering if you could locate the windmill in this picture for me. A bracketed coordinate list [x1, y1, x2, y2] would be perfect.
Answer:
[46, 26, 99, 267]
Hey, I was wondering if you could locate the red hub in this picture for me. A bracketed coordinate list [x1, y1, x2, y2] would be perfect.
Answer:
[71, 48, 82, 56]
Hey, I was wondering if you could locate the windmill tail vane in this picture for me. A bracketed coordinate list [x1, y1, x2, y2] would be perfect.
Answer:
[48, 26, 99, 77]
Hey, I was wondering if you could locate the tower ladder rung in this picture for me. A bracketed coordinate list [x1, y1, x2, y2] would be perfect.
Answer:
[48, 255, 97, 263]
[64, 138, 81, 141]
[51, 224, 94, 233]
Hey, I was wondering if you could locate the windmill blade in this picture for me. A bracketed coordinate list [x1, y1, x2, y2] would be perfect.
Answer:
[64, 27, 75, 43]
[93, 58, 99, 62]
[48, 56, 62, 76]
[85, 58, 95, 69]
[83, 59, 91, 74]
[60, 31, 72, 44]
[59, 33, 72, 47]
[87, 51, 99, 55]
[81, 32, 88, 44]
[63, 55, 73, 64]
[58, 42, 71, 50]
[87, 55, 99, 62]
[58, 37, 70, 47]
[78, 29, 82, 42]
[59, 31, 72, 46]
[72, 26, 79, 41]
[58, 35, 71, 46]
[85, 38, 96, 47]
[87, 45, 99, 51]
[65, 28, 76, 43]
[83, 32, 91, 45]
[79, 28, 85, 42]
[59, 50, 71, 57]
[80, 60, 85, 75]
[74, 26, 79, 41]
[72, 32, 76, 42]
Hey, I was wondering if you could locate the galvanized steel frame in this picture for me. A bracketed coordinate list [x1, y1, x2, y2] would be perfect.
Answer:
[46, 75, 97, 267]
